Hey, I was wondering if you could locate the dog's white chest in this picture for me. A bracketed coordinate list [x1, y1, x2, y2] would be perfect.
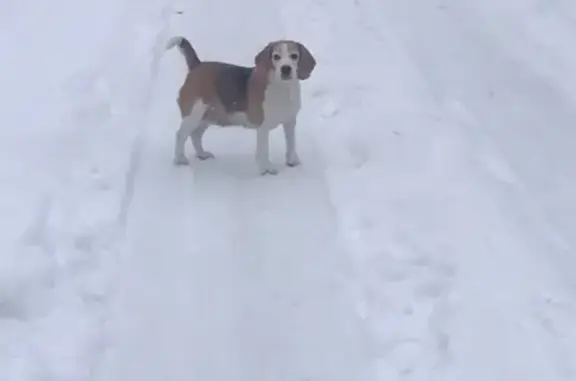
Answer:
[262, 82, 301, 127]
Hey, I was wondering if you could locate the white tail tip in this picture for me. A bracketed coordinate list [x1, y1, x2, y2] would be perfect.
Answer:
[165, 36, 183, 51]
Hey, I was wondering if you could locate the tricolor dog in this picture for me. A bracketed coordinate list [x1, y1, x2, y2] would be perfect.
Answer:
[165, 36, 316, 175]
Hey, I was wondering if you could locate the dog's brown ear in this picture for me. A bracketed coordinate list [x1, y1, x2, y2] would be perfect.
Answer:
[254, 43, 273, 70]
[297, 42, 316, 80]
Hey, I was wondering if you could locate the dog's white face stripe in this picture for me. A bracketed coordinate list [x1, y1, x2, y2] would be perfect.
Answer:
[270, 42, 300, 81]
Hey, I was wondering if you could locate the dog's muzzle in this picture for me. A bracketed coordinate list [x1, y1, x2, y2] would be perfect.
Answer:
[280, 65, 292, 79]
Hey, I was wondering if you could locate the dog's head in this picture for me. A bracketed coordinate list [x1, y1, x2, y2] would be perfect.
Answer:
[254, 40, 316, 82]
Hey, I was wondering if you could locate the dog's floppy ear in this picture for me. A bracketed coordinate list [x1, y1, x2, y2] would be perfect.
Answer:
[297, 42, 316, 80]
[254, 42, 273, 70]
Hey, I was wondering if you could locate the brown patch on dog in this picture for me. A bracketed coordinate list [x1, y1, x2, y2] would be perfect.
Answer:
[177, 64, 215, 118]
[296, 42, 316, 80]
[215, 64, 252, 113]
[178, 62, 254, 126]
[254, 42, 274, 71]
[247, 67, 269, 126]
[245, 42, 277, 126]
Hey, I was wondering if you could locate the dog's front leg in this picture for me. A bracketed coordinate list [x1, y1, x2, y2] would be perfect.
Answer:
[282, 118, 301, 167]
[255, 126, 278, 175]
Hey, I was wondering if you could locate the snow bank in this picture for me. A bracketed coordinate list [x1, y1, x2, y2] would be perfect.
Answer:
[0, 0, 174, 379]
[284, 0, 576, 379]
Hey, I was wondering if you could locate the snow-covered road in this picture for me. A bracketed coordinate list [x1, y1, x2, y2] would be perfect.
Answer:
[2, 0, 576, 380]
[95, 1, 371, 379]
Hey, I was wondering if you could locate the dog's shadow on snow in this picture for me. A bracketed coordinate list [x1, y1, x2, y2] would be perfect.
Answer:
[174, 130, 310, 182]
[150, 129, 313, 184]
[187, 152, 306, 182]
[190, 153, 260, 180]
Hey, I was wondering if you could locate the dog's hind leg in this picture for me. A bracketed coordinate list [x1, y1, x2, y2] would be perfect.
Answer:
[173, 100, 208, 165]
[190, 123, 215, 160]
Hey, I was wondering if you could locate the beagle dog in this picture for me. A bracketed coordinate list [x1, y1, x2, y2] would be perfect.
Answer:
[164, 36, 316, 175]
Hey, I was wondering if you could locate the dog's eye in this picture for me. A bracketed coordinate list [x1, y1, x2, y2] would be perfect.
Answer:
[290, 53, 299, 60]
[272, 54, 281, 61]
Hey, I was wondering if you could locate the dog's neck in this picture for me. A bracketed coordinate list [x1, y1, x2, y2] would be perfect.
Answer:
[263, 71, 301, 118]
[267, 71, 300, 91]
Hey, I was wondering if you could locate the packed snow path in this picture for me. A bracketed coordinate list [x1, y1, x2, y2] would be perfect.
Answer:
[95, 1, 370, 381]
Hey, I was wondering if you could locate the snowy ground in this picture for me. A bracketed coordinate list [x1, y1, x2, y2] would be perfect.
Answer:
[2, 0, 576, 380]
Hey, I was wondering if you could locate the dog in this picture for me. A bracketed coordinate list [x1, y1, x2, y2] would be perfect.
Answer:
[164, 36, 316, 175]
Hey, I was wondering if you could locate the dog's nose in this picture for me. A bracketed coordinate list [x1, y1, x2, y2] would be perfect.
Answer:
[280, 65, 292, 76]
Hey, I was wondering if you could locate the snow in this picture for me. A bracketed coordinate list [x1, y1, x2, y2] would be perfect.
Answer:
[2, 0, 576, 380]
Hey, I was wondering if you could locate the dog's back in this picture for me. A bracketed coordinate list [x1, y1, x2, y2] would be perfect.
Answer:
[175, 62, 252, 125]
[166, 37, 254, 121]
[214, 63, 253, 113]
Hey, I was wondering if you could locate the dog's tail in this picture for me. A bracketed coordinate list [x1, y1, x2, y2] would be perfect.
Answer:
[166, 36, 201, 71]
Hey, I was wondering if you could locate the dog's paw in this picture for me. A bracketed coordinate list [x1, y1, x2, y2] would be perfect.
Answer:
[286, 153, 301, 167]
[261, 168, 279, 176]
[258, 162, 279, 176]
[173, 155, 190, 166]
[196, 151, 215, 160]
